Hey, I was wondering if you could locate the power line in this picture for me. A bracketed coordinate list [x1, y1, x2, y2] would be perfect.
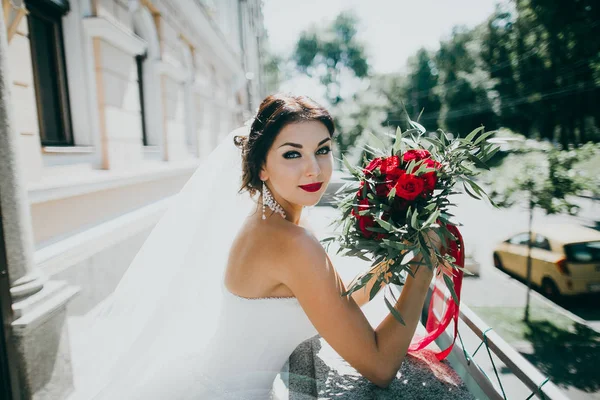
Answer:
[385, 80, 599, 123]
[402, 20, 600, 100]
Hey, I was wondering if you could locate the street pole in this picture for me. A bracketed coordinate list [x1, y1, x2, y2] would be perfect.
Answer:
[524, 197, 533, 322]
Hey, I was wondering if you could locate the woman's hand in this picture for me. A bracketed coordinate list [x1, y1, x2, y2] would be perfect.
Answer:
[424, 229, 444, 254]
[424, 229, 456, 278]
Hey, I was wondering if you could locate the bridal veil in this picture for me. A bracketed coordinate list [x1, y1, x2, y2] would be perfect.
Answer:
[75, 125, 256, 398]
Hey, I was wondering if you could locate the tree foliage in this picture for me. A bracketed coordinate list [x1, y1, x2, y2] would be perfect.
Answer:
[293, 11, 369, 105]
[290, 2, 599, 152]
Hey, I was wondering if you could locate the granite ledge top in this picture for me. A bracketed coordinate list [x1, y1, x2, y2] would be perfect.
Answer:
[287, 332, 474, 400]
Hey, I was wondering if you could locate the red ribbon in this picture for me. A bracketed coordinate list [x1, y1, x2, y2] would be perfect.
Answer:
[407, 225, 464, 360]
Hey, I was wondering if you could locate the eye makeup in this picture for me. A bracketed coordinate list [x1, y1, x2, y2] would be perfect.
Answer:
[283, 146, 331, 159]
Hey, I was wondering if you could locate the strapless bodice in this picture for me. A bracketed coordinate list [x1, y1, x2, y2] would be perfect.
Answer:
[194, 288, 318, 399]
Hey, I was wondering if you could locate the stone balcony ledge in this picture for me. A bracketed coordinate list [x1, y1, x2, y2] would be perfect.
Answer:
[286, 323, 474, 400]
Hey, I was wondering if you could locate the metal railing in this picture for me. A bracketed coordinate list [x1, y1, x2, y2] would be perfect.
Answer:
[422, 283, 569, 400]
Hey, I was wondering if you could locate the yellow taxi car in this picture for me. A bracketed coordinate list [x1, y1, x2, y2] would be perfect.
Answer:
[493, 224, 600, 298]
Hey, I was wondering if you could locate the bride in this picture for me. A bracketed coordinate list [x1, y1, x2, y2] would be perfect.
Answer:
[77, 93, 439, 400]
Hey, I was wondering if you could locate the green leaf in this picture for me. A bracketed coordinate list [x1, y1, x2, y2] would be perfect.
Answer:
[342, 154, 358, 175]
[387, 186, 397, 200]
[464, 126, 485, 143]
[369, 276, 382, 300]
[473, 130, 496, 146]
[367, 131, 387, 153]
[463, 182, 482, 200]
[393, 127, 402, 154]
[481, 145, 500, 162]
[381, 239, 408, 250]
[417, 233, 432, 268]
[410, 209, 419, 229]
[423, 209, 441, 228]
[423, 136, 444, 150]
[424, 203, 437, 212]
[374, 217, 393, 231]
[355, 252, 372, 262]
[384, 295, 405, 325]
[416, 108, 424, 124]
[466, 153, 490, 170]
[400, 248, 419, 265]
[443, 274, 459, 306]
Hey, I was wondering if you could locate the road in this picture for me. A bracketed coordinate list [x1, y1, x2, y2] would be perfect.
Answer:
[450, 191, 600, 330]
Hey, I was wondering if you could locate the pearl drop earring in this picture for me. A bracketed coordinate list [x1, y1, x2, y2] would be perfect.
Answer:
[262, 181, 286, 220]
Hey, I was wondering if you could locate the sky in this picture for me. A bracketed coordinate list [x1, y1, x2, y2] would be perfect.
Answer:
[262, 0, 502, 102]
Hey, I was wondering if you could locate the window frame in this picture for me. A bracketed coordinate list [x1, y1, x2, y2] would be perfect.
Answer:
[26, 0, 74, 147]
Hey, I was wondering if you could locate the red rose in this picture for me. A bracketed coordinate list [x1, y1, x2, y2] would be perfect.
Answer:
[421, 171, 437, 194]
[423, 158, 441, 170]
[385, 168, 405, 182]
[358, 215, 376, 238]
[380, 155, 400, 174]
[394, 173, 424, 201]
[364, 158, 382, 175]
[403, 149, 431, 163]
[359, 214, 390, 240]
[374, 168, 405, 198]
[375, 182, 393, 197]
[355, 181, 372, 200]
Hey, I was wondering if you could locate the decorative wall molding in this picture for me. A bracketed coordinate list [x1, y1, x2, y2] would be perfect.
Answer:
[155, 60, 187, 83]
[28, 161, 198, 204]
[82, 17, 146, 56]
[35, 196, 173, 277]
[170, 0, 244, 79]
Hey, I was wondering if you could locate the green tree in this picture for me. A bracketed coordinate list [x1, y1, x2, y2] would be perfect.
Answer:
[333, 82, 390, 163]
[435, 26, 497, 136]
[293, 11, 370, 105]
[480, 0, 600, 146]
[381, 49, 441, 131]
[262, 50, 283, 95]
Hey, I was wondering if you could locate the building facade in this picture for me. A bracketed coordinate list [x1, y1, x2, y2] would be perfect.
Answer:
[1, 0, 265, 398]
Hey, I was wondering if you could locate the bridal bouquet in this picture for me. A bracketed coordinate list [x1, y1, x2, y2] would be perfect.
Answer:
[324, 110, 498, 359]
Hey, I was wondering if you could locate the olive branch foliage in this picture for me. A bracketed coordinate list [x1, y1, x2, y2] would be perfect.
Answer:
[321, 114, 499, 323]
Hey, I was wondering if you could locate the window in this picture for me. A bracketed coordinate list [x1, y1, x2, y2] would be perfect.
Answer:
[533, 234, 551, 251]
[508, 233, 530, 246]
[135, 53, 148, 146]
[564, 241, 600, 263]
[26, 0, 72, 146]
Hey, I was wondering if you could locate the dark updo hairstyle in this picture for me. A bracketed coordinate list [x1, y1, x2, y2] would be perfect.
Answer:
[234, 93, 335, 197]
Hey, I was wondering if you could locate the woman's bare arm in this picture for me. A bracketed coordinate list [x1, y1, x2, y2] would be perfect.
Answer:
[346, 266, 391, 308]
[276, 230, 434, 388]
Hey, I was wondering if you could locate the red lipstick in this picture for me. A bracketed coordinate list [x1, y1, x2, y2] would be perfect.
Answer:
[299, 182, 323, 193]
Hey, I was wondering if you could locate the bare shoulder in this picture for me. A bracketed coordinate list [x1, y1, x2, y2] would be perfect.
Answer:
[275, 223, 327, 271]
[230, 218, 322, 271]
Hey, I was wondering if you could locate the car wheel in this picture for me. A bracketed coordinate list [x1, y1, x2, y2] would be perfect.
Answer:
[493, 253, 504, 271]
[541, 278, 560, 300]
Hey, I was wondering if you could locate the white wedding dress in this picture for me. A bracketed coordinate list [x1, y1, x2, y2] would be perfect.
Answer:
[76, 126, 319, 400]
[94, 285, 318, 400]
